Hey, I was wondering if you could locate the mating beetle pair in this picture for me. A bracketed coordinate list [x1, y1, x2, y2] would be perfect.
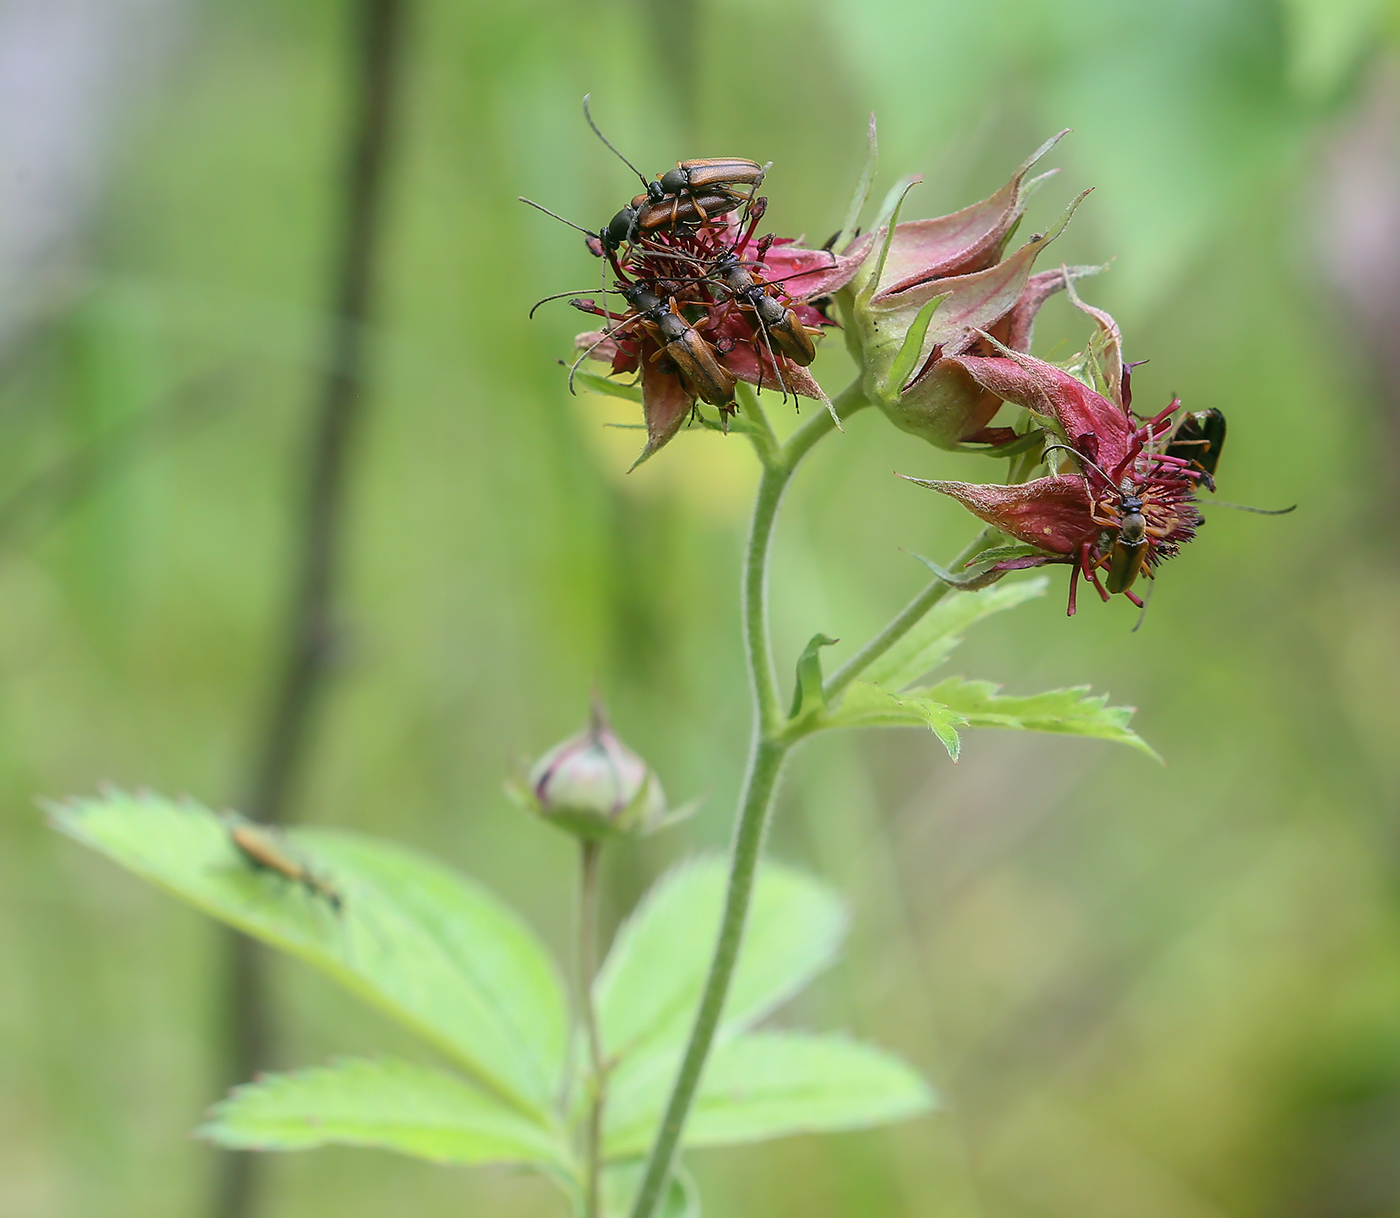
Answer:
[527, 97, 821, 412]
[521, 96, 767, 256]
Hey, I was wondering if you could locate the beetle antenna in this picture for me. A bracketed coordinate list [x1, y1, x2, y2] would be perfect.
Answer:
[528, 288, 623, 319]
[567, 316, 641, 396]
[1131, 571, 1156, 632]
[740, 301, 790, 405]
[1208, 499, 1298, 515]
[519, 197, 598, 237]
[1041, 443, 1117, 486]
[582, 94, 650, 188]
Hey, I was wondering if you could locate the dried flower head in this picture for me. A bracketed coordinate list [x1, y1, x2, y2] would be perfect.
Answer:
[572, 204, 868, 463]
[902, 301, 1208, 614]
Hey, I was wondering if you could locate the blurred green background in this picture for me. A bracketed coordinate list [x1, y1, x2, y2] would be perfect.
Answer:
[4, 0, 1400, 1214]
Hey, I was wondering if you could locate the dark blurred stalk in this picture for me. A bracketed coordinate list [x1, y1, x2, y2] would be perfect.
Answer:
[213, 3, 409, 1217]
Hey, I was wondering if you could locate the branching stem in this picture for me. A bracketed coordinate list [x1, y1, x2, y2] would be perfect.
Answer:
[822, 526, 1000, 701]
[626, 379, 867, 1218]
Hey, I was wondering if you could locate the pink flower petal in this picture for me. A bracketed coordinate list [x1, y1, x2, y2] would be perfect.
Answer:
[997, 266, 1095, 353]
[852, 130, 1067, 295]
[760, 242, 869, 301]
[723, 340, 827, 402]
[575, 329, 619, 364]
[947, 351, 1135, 471]
[912, 475, 1094, 554]
[636, 351, 695, 464]
[1065, 278, 1123, 407]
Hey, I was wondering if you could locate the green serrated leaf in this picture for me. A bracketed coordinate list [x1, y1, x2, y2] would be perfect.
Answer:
[603, 1160, 699, 1218]
[883, 293, 949, 400]
[595, 857, 847, 1065]
[865, 577, 1049, 692]
[48, 793, 570, 1118]
[915, 677, 1161, 761]
[576, 370, 643, 403]
[200, 1057, 572, 1170]
[790, 633, 839, 719]
[604, 1032, 936, 1158]
[820, 682, 964, 760]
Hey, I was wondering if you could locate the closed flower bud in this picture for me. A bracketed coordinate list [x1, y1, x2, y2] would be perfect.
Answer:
[513, 700, 670, 841]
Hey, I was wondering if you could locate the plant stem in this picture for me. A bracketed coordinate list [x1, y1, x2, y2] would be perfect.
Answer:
[579, 840, 605, 1218]
[822, 526, 999, 702]
[624, 739, 787, 1218]
[215, 3, 408, 1217]
[626, 379, 867, 1218]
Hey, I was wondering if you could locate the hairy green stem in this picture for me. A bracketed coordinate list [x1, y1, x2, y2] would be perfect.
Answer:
[822, 526, 999, 702]
[626, 381, 867, 1218]
[579, 840, 605, 1218]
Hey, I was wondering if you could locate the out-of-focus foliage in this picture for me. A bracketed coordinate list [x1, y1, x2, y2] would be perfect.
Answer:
[5, 0, 1400, 1216]
[48, 792, 930, 1198]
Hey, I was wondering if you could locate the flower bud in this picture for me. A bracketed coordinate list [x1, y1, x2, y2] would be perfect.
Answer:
[514, 701, 669, 841]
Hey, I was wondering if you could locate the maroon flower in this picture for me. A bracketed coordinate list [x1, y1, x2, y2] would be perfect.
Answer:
[574, 210, 869, 463]
[904, 342, 1206, 614]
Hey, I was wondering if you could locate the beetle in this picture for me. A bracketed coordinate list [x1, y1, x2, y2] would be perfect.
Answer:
[617, 282, 736, 408]
[1104, 491, 1149, 595]
[567, 281, 737, 408]
[583, 97, 766, 247]
[228, 819, 342, 912]
[707, 249, 818, 367]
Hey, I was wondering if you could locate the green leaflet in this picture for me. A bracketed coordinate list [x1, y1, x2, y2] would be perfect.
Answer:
[819, 665, 1155, 762]
[603, 1032, 936, 1159]
[575, 370, 643, 403]
[883, 293, 949, 399]
[790, 633, 839, 719]
[835, 113, 879, 255]
[916, 677, 1161, 761]
[594, 857, 847, 1065]
[48, 793, 570, 1118]
[863, 576, 1049, 691]
[818, 682, 964, 760]
[200, 1057, 572, 1171]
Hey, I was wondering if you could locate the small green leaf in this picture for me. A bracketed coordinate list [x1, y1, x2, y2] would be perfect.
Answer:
[819, 682, 963, 759]
[48, 793, 570, 1117]
[834, 113, 878, 255]
[595, 858, 847, 1065]
[858, 176, 922, 305]
[865, 576, 1049, 692]
[790, 633, 839, 719]
[200, 1057, 572, 1170]
[917, 677, 1161, 761]
[604, 1032, 936, 1158]
[903, 548, 1012, 592]
[603, 1160, 699, 1218]
[882, 293, 949, 401]
[576, 370, 643, 402]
